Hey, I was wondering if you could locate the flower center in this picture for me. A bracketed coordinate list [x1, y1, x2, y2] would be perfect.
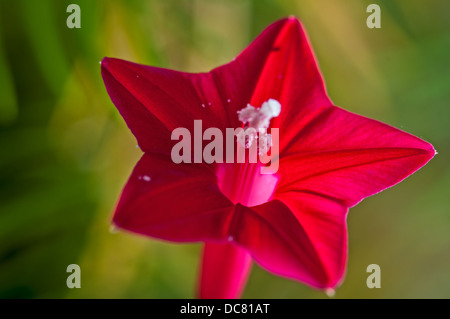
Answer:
[216, 99, 280, 207]
[217, 163, 278, 207]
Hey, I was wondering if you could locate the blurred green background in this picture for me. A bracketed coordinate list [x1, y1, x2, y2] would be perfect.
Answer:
[0, 0, 449, 298]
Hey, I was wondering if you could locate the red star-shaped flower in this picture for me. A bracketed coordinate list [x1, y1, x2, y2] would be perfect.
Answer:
[101, 17, 435, 298]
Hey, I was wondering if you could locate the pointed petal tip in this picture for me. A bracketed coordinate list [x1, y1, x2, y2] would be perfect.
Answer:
[432, 148, 438, 158]
[263, 16, 302, 33]
[100, 57, 115, 77]
[286, 15, 301, 23]
[278, 15, 302, 28]
[431, 144, 438, 156]
[325, 288, 336, 297]
[101, 57, 126, 72]
[109, 224, 119, 234]
[424, 143, 437, 161]
[100, 57, 114, 70]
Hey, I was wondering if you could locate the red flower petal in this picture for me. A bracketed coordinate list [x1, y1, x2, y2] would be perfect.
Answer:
[212, 17, 332, 132]
[101, 17, 331, 153]
[276, 107, 435, 207]
[230, 194, 347, 289]
[199, 242, 252, 299]
[101, 16, 436, 297]
[101, 58, 231, 154]
[101, 59, 171, 154]
[113, 154, 234, 242]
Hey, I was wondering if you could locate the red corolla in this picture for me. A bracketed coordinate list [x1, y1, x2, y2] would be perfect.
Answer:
[101, 17, 435, 298]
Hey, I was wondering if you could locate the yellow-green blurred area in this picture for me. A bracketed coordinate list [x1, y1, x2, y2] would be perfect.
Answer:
[0, 0, 449, 298]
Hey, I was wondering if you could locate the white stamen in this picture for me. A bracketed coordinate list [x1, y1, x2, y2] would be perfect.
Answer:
[258, 132, 272, 156]
[260, 99, 281, 117]
[236, 99, 281, 153]
[201, 103, 205, 108]
[227, 235, 234, 242]
[142, 175, 151, 182]
[227, 99, 231, 103]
